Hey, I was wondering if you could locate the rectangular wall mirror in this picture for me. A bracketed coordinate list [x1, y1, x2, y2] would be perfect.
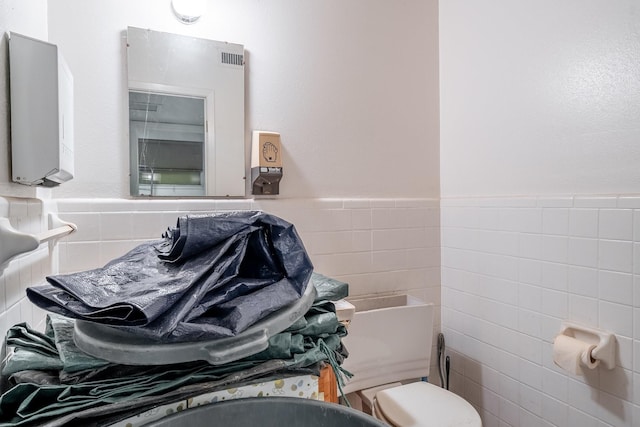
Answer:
[127, 27, 245, 197]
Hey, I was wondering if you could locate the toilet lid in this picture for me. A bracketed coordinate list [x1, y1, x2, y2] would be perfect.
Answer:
[375, 382, 482, 427]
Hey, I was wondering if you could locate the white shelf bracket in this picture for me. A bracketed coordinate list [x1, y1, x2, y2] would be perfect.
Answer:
[0, 213, 77, 275]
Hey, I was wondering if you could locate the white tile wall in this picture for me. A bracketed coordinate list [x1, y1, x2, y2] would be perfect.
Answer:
[0, 196, 442, 376]
[0, 197, 52, 340]
[442, 195, 640, 427]
[55, 198, 441, 300]
[22, 193, 640, 426]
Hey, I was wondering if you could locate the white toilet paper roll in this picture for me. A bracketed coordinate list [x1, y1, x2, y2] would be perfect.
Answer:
[553, 334, 599, 375]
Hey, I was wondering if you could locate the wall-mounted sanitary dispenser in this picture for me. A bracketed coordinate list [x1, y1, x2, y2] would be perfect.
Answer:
[9, 33, 74, 186]
[251, 131, 282, 195]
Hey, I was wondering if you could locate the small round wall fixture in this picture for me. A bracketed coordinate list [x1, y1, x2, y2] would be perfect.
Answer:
[171, 0, 206, 24]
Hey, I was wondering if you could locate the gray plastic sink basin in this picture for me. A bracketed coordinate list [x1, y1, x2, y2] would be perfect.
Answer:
[145, 397, 387, 427]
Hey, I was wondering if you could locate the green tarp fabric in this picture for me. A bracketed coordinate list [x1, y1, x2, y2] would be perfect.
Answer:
[47, 316, 110, 375]
[310, 273, 349, 303]
[0, 273, 349, 427]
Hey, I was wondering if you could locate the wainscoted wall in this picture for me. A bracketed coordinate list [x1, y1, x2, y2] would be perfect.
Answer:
[441, 195, 640, 427]
[55, 197, 439, 296]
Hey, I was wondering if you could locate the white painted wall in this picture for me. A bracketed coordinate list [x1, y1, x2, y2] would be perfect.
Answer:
[0, 0, 442, 370]
[7, 2, 640, 425]
[440, 1, 640, 426]
[44, 0, 439, 199]
[0, 0, 48, 189]
[440, 0, 640, 197]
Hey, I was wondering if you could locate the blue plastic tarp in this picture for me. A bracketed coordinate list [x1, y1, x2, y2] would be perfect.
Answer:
[26, 211, 313, 342]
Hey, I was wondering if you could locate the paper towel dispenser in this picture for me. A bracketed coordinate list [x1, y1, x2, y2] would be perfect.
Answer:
[9, 33, 74, 186]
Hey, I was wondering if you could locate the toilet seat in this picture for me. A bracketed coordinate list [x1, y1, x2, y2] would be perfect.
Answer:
[372, 382, 482, 427]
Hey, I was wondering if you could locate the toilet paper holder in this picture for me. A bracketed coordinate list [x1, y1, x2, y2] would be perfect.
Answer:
[558, 321, 616, 370]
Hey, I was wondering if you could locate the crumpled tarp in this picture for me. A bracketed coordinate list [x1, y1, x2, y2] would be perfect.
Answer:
[26, 211, 313, 342]
[3, 316, 111, 380]
[0, 275, 350, 427]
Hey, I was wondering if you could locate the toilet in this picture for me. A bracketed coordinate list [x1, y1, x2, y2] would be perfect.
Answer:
[339, 294, 481, 427]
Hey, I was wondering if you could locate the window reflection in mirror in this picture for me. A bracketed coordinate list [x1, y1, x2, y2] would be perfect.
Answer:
[130, 91, 206, 196]
[127, 27, 245, 197]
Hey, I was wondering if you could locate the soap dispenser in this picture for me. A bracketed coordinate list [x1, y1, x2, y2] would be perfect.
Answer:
[251, 131, 282, 195]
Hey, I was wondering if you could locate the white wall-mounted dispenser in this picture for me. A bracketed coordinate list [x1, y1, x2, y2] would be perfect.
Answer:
[251, 131, 282, 195]
[9, 32, 74, 186]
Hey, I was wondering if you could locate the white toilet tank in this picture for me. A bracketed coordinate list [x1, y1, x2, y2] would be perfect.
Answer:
[341, 294, 434, 394]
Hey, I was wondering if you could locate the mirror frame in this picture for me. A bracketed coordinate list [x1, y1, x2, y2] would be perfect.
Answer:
[126, 26, 246, 197]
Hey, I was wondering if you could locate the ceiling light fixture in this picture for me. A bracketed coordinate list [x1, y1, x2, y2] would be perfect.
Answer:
[171, 0, 206, 25]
